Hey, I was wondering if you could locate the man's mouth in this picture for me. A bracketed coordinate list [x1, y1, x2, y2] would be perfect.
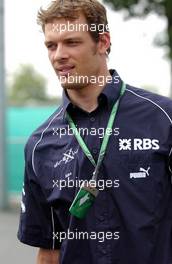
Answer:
[56, 65, 75, 76]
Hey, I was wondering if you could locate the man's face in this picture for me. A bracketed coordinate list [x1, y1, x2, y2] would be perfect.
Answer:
[44, 13, 108, 90]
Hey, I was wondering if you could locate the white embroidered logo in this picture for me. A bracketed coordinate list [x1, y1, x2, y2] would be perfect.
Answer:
[54, 148, 78, 168]
[130, 167, 150, 179]
[65, 172, 72, 178]
[119, 139, 131, 150]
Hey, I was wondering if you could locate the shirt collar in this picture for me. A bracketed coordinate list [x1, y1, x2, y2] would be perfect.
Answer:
[61, 69, 123, 118]
[100, 69, 123, 109]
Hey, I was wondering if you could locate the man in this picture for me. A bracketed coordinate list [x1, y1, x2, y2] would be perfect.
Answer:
[18, 0, 172, 263]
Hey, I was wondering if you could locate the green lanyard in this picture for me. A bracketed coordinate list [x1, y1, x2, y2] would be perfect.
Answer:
[66, 82, 126, 181]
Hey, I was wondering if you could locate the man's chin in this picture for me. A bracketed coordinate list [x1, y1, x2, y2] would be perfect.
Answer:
[60, 81, 86, 90]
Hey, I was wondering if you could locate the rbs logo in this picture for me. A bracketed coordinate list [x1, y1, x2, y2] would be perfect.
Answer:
[133, 138, 159, 150]
[119, 138, 160, 151]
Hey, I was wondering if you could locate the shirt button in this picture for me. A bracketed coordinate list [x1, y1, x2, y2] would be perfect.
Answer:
[90, 117, 95, 122]
[101, 249, 107, 255]
[98, 215, 105, 222]
[92, 148, 98, 154]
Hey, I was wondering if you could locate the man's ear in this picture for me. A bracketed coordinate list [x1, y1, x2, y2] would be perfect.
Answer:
[98, 32, 111, 55]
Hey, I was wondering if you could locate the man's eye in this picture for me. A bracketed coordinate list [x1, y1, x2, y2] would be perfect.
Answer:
[68, 41, 80, 46]
[47, 44, 56, 50]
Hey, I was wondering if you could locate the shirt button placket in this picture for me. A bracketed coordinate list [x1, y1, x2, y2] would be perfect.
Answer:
[90, 116, 95, 122]
[97, 244, 110, 264]
[92, 148, 98, 155]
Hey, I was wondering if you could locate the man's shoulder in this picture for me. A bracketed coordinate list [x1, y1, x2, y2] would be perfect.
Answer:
[25, 105, 64, 156]
[125, 84, 172, 117]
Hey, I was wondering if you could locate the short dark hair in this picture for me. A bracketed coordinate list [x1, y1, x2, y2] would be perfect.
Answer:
[37, 0, 111, 54]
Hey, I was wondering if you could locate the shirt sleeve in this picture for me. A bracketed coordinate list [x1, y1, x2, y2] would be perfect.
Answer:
[17, 142, 62, 250]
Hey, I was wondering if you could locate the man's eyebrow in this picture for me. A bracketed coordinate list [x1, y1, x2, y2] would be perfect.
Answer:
[44, 41, 54, 46]
[44, 37, 82, 46]
[64, 37, 82, 42]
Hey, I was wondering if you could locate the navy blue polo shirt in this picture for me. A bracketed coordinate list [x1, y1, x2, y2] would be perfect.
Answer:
[18, 70, 172, 263]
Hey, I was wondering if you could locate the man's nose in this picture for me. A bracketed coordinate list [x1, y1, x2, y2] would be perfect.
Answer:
[54, 44, 69, 61]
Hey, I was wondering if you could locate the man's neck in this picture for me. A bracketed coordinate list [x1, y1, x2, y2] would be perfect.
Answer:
[66, 70, 111, 113]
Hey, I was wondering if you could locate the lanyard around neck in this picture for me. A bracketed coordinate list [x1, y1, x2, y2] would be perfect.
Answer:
[66, 82, 126, 181]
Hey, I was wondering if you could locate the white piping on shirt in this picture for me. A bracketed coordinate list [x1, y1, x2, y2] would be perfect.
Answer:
[31, 108, 63, 250]
[126, 88, 172, 173]
[126, 89, 172, 125]
[32, 107, 64, 175]
[169, 146, 172, 174]
[51, 206, 55, 250]
[169, 146, 172, 158]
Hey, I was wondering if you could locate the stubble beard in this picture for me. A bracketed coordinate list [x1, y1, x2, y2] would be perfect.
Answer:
[58, 73, 90, 90]
[58, 45, 99, 90]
